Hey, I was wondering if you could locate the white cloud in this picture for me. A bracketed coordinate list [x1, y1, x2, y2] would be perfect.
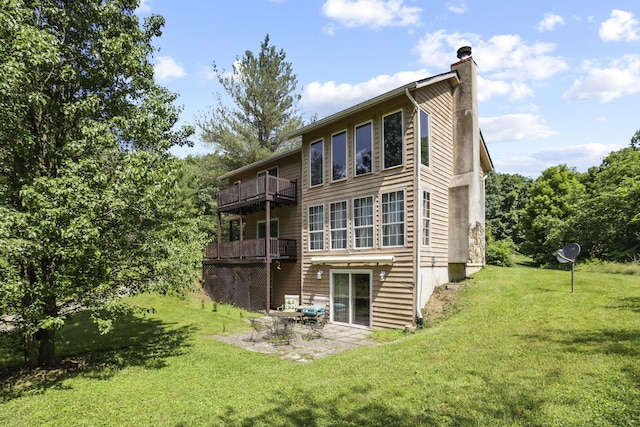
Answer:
[478, 76, 534, 102]
[479, 114, 557, 143]
[301, 69, 430, 118]
[197, 65, 217, 81]
[493, 143, 623, 176]
[135, 0, 151, 14]
[562, 54, 640, 102]
[538, 13, 564, 32]
[321, 0, 422, 29]
[414, 31, 568, 81]
[599, 9, 640, 42]
[531, 143, 624, 170]
[154, 56, 187, 81]
[447, 1, 467, 14]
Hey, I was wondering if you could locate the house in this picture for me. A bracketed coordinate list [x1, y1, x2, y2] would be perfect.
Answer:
[202, 46, 493, 329]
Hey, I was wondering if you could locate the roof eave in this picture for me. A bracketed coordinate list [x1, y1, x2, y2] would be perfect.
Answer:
[288, 71, 459, 139]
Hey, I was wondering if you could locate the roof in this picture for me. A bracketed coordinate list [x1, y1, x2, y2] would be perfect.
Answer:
[288, 71, 459, 139]
[218, 146, 302, 181]
[480, 131, 494, 172]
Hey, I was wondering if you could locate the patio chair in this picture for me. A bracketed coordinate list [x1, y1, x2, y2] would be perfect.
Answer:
[303, 311, 328, 340]
[277, 294, 300, 312]
[301, 295, 329, 320]
[248, 317, 271, 342]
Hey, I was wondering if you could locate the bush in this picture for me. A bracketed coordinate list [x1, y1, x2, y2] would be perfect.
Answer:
[486, 237, 515, 267]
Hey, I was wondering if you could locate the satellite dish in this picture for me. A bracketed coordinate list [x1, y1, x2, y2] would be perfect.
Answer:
[554, 243, 581, 264]
[552, 243, 581, 293]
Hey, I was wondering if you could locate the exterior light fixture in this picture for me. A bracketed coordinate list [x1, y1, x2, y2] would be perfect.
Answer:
[317, 270, 323, 280]
[379, 271, 386, 282]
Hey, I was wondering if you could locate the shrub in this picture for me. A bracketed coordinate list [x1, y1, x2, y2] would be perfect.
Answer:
[486, 237, 515, 267]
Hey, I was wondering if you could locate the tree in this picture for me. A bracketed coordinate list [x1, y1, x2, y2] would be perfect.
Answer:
[568, 147, 640, 261]
[520, 165, 585, 264]
[198, 34, 304, 171]
[631, 129, 640, 150]
[485, 172, 532, 247]
[0, 0, 197, 367]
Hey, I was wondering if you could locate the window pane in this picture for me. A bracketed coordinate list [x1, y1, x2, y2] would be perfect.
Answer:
[382, 191, 404, 247]
[310, 140, 323, 186]
[353, 196, 373, 248]
[355, 123, 372, 175]
[420, 110, 429, 167]
[332, 131, 347, 181]
[330, 201, 347, 250]
[422, 191, 430, 246]
[309, 205, 324, 250]
[383, 111, 403, 169]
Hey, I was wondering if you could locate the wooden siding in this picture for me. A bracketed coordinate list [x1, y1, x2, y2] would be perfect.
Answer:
[416, 82, 455, 269]
[297, 79, 460, 329]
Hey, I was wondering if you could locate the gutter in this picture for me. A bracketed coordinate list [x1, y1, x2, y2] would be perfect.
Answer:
[405, 88, 424, 325]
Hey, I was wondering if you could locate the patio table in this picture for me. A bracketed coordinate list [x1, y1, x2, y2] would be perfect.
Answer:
[268, 311, 302, 344]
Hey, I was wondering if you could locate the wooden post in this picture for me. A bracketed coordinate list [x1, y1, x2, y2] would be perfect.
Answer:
[216, 211, 221, 260]
[265, 175, 271, 314]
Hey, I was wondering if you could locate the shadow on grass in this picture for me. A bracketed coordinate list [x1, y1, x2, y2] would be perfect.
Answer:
[0, 310, 195, 402]
[210, 382, 545, 427]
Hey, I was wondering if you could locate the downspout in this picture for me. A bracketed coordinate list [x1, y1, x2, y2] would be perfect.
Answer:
[406, 88, 424, 326]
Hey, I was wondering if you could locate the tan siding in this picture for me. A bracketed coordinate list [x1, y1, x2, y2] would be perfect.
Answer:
[416, 83, 454, 267]
[300, 97, 424, 328]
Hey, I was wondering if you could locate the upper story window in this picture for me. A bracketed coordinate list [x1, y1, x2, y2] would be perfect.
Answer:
[331, 131, 347, 182]
[330, 201, 348, 250]
[381, 190, 405, 247]
[422, 191, 431, 246]
[419, 110, 430, 167]
[308, 204, 324, 251]
[383, 110, 403, 169]
[353, 196, 374, 248]
[354, 122, 372, 176]
[310, 139, 323, 187]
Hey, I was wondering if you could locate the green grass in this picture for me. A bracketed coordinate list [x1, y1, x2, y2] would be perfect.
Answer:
[1, 265, 639, 426]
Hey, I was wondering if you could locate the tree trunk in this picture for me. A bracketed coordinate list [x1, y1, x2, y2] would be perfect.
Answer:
[37, 328, 56, 367]
[24, 331, 39, 369]
[37, 294, 59, 367]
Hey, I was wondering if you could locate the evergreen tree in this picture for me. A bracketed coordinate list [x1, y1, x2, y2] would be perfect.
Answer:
[198, 34, 304, 171]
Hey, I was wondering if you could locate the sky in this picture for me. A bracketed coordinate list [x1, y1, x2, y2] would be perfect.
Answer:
[136, 0, 640, 178]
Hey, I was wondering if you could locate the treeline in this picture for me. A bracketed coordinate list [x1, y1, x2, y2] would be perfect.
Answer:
[486, 134, 640, 266]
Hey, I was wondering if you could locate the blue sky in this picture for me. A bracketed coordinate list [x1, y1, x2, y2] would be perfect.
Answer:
[136, 0, 640, 177]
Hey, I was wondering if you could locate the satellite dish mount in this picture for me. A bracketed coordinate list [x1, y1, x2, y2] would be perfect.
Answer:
[553, 243, 581, 293]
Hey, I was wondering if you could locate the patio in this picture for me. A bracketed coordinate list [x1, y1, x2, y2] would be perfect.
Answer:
[211, 318, 378, 362]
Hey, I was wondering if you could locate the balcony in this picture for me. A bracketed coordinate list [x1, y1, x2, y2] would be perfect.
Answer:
[217, 175, 297, 214]
[203, 238, 297, 262]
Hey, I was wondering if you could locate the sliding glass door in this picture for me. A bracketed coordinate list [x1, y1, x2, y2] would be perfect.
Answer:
[331, 270, 371, 328]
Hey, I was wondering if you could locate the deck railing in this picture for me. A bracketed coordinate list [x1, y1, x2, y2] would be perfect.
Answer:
[205, 238, 296, 260]
[217, 175, 297, 210]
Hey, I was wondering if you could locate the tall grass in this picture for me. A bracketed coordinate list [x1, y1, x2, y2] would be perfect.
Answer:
[1, 265, 638, 426]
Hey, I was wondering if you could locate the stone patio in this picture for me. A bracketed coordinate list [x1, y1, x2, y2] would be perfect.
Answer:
[211, 319, 378, 362]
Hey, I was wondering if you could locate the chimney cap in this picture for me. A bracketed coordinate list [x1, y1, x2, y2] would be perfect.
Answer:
[456, 46, 472, 60]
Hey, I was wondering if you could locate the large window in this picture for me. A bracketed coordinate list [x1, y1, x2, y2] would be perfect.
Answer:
[419, 109, 430, 167]
[353, 196, 374, 248]
[354, 122, 372, 176]
[381, 190, 405, 247]
[383, 110, 403, 169]
[422, 191, 431, 246]
[330, 201, 348, 250]
[331, 131, 347, 182]
[308, 205, 324, 250]
[310, 140, 323, 186]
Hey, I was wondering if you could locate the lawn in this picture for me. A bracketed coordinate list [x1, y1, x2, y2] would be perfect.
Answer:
[1, 263, 639, 426]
